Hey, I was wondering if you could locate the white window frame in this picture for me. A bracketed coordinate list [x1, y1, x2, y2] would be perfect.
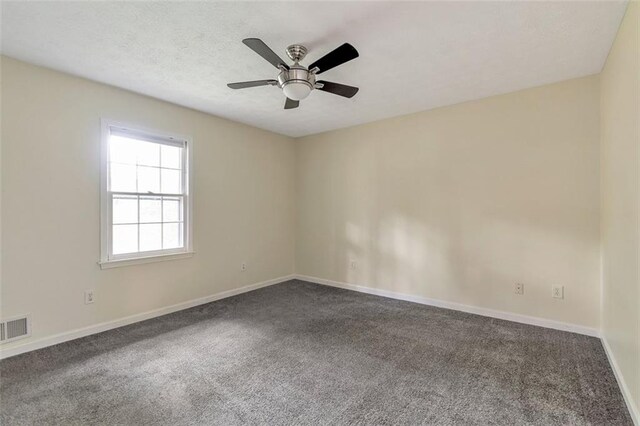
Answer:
[99, 119, 194, 269]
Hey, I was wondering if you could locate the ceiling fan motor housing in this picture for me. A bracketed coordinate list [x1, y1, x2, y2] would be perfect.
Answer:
[278, 64, 316, 101]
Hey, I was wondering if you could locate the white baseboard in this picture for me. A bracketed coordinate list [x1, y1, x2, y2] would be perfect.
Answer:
[602, 337, 639, 425]
[0, 274, 296, 360]
[295, 274, 600, 337]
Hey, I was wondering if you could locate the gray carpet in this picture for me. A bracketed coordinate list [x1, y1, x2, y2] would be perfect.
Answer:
[0, 280, 632, 425]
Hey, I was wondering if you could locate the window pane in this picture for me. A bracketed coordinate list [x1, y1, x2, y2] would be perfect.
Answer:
[161, 168, 181, 194]
[161, 145, 181, 169]
[163, 223, 182, 249]
[109, 136, 138, 165]
[140, 224, 162, 252]
[137, 141, 160, 167]
[110, 163, 137, 192]
[113, 224, 138, 254]
[138, 166, 160, 193]
[113, 195, 138, 224]
[140, 197, 161, 223]
[163, 197, 181, 222]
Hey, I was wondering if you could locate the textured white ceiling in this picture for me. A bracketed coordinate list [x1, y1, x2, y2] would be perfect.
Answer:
[1, 1, 627, 137]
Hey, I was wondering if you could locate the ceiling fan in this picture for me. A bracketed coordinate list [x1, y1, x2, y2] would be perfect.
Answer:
[227, 38, 359, 109]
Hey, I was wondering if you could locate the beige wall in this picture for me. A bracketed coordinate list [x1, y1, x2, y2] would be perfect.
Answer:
[296, 75, 601, 329]
[601, 1, 640, 420]
[0, 57, 296, 352]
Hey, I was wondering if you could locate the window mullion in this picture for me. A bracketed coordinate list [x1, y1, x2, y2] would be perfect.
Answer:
[108, 190, 183, 197]
[137, 195, 140, 252]
[159, 145, 163, 195]
[160, 147, 164, 250]
[161, 196, 164, 249]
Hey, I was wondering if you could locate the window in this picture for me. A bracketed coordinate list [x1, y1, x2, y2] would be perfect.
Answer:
[100, 120, 192, 268]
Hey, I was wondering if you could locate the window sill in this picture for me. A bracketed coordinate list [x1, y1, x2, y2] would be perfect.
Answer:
[99, 251, 194, 269]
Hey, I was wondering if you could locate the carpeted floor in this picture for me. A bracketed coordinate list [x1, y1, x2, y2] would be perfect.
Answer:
[0, 280, 632, 425]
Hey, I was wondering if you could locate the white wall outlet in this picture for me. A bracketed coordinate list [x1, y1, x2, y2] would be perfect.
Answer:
[350, 260, 357, 270]
[84, 290, 95, 304]
[515, 283, 524, 295]
[552, 285, 564, 299]
[241, 262, 247, 272]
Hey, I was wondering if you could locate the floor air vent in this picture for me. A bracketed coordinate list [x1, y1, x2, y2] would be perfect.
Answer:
[0, 315, 30, 343]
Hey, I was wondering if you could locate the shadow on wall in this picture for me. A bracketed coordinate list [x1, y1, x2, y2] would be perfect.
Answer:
[316, 112, 600, 322]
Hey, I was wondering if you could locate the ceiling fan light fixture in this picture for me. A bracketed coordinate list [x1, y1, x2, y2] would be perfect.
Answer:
[228, 38, 360, 109]
[282, 80, 312, 101]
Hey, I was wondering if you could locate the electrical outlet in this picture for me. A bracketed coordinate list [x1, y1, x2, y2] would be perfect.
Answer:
[515, 283, 524, 295]
[552, 285, 564, 299]
[241, 262, 247, 272]
[84, 290, 95, 304]
[350, 260, 357, 270]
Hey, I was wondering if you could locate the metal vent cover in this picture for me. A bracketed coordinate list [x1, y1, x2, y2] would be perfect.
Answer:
[0, 315, 30, 343]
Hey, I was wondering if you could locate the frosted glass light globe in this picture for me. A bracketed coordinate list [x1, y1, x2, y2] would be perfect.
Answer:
[282, 81, 312, 101]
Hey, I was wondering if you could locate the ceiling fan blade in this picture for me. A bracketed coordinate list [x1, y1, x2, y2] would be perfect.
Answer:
[284, 98, 299, 109]
[316, 81, 359, 98]
[227, 80, 277, 89]
[242, 38, 290, 70]
[309, 43, 359, 74]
